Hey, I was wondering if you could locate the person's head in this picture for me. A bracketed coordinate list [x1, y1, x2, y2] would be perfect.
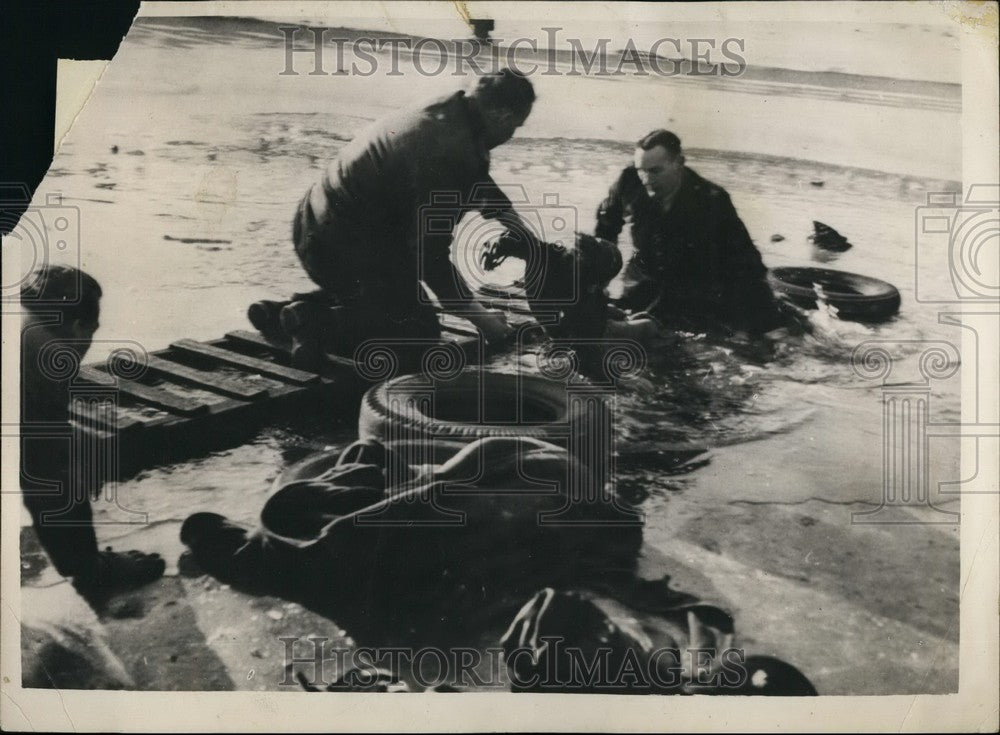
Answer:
[634, 129, 686, 201]
[20, 265, 102, 363]
[470, 68, 535, 149]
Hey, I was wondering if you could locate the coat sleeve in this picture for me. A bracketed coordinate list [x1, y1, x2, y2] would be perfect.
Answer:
[716, 192, 780, 331]
[595, 169, 628, 243]
[421, 249, 475, 303]
[409, 138, 488, 304]
[413, 193, 474, 303]
[469, 174, 515, 218]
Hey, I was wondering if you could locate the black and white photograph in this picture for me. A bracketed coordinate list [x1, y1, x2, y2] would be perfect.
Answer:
[2, 0, 997, 731]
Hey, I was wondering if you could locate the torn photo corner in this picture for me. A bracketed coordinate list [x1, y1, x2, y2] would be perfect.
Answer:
[1, 0, 997, 732]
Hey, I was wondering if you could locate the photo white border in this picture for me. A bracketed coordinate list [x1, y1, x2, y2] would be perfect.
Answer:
[2, 1, 997, 731]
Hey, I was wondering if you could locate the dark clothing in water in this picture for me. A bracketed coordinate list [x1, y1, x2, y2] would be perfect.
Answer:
[293, 90, 515, 338]
[596, 165, 783, 334]
[181, 437, 642, 613]
[20, 363, 99, 579]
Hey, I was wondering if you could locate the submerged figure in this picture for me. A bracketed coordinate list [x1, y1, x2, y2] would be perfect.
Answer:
[596, 129, 786, 339]
[480, 230, 667, 349]
[256, 69, 539, 366]
[20, 265, 164, 599]
[180, 436, 642, 613]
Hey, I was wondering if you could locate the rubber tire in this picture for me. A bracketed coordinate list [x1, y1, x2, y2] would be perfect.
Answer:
[358, 369, 608, 465]
[767, 267, 900, 322]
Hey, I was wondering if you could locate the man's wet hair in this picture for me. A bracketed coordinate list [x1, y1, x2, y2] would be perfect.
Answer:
[637, 129, 682, 158]
[474, 68, 536, 116]
[20, 264, 102, 326]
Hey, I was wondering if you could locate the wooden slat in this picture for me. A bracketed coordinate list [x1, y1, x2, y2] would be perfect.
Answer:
[69, 402, 144, 434]
[170, 339, 320, 385]
[121, 354, 267, 400]
[224, 329, 292, 356]
[227, 329, 362, 374]
[77, 367, 210, 416]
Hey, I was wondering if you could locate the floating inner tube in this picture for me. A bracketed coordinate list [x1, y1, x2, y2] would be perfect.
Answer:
[767, 267, 900, 321]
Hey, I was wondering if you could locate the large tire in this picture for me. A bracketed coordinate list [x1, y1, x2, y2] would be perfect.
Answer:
[767, 267, 900, 322]
[358, 369, 611, 466]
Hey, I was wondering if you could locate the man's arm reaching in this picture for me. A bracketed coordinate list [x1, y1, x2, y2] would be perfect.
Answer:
[418, 223, 513, 347]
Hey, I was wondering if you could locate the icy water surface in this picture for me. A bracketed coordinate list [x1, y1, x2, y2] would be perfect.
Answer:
[41, 119, 963, 555]
[18, 15, 968, 694]
[27, 13, 960, 570]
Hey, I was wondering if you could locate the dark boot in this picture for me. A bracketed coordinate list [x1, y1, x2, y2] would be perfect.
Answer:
[180, 512, 279, 594]
[72, 548, 166, 600]
[247, 300, 290, 339]
[279, 301, 349, 341]
[280, 302, 347, 371]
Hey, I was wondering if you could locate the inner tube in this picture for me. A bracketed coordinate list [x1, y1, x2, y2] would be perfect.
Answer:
[358, 369, 610, 466]
[767, 267, 900, 321]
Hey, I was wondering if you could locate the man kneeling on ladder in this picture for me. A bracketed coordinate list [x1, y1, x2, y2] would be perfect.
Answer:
[250, 69, 540, 368]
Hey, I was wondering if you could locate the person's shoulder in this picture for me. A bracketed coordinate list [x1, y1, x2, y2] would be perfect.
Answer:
[421, 90, 469, 122]
[685, 166, 732, 204]
[356, 92, 467, 157]
[368, 91, 463, 133]
[613, 165, 642, 190]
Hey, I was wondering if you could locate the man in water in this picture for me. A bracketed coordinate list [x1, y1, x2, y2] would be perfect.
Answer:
[180, 436, 642, 612]
[277, 69, 538, 364]
[21, 265, 165, 598]
[596, 130, 784, 338]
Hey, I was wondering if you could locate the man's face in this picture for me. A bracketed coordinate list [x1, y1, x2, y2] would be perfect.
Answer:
[634, 145, 685, 201]
[22, 312, 100, 370]
[483, 104, 532, 149]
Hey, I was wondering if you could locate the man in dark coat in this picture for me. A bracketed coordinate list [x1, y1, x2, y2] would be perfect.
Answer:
[595, 130, 783, 337]
[20, 265, 164, 597]
[284, 69, 537, 360]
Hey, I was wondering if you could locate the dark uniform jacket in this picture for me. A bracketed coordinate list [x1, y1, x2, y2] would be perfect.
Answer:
[595, 165, 781, 333]
[297, 91, 512, 304]
[20, 336, 99, 578]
